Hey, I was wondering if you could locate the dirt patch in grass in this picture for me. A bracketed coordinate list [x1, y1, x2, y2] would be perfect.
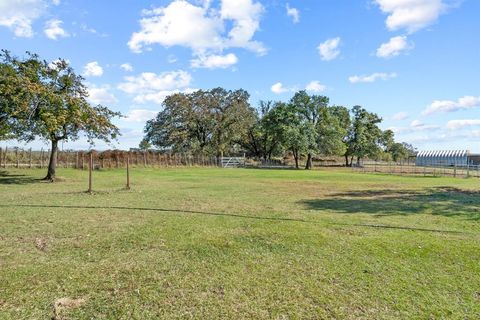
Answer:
[34, 237, 47, 251]
[52, 297, 86, 320]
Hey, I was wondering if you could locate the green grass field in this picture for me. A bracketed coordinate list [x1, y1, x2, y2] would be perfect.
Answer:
[1, 167, 479, 319]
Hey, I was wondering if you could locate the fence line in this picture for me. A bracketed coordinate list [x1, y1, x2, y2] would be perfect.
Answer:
[0, 147, 225, 169]
[354, 160, 480, 179]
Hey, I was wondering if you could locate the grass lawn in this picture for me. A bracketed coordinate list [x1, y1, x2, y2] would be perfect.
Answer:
[1, 167, 479, 319]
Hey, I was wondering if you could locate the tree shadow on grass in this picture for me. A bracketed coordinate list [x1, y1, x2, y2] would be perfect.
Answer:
[0, 202, 471, 234]
[299, 187, 480, 221]
[0, 203, 308, 223]
[0, 171, 40, 185]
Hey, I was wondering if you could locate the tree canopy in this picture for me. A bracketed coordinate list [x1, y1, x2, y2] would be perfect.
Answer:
[0, 50, 121, 180]
[143, 89, 407, 168]
[144, 88, 255, 158]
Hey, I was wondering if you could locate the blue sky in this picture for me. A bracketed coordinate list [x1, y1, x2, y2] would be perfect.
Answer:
[1, 0, 479, 152]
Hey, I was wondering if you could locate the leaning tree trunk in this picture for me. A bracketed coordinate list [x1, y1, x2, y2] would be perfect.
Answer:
[344, 154, 350, 167]
[305, 153, 313, 170]
[293, 150, 299, 169]
[44, 139, 58, 181]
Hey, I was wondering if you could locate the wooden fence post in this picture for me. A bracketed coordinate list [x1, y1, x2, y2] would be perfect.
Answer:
[15, 148, 19, 168]
[88, 152, 93, 193]
[126, 154, 130, 190]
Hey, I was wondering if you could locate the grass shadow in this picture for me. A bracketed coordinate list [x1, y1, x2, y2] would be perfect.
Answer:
[0, 171, 41, 185]
[0, 203, 307, 223]
[299, 187, 480, 221]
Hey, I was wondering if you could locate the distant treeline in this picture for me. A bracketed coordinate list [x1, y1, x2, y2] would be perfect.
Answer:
[142, 88, 416, 168]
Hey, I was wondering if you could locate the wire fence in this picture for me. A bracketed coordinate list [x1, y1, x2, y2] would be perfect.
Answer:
[353, 160, 480, 179]
[0, 147, 224, 169]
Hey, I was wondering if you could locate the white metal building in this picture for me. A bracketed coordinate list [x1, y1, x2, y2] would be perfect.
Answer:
[415, 150, 470, 167]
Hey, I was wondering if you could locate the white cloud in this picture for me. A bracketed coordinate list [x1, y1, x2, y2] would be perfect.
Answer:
[118, 70, 194, 104]
[118, 71, 192, 94]
[271, 82, 290, 94]
[83, 61, 104, 77]
[132, 89, 197, 105]
[447, 120, 480, 130]
[220, 0, 265, 54]
[87, 85, 117, 105]
[0, 0, 47, 37]
[391, 112, 409, 121]
[191, 53, 238, 69]
[52, 0, 60, 5]
[318, 37, 341, 61]
[44, 19, 69, 40]
[423, 96, 480, 115]
[124, 109, 158, 123]
[349, 72, 397, 83]
[128, 0, 266, 59]
[373, 0, 447, 33]
[305, 81, 326, 93]
[286, 3, 300, 23]
[376, 35, 413, 58]
[120, 63, 134, 72]
[389, 119, 440, 133]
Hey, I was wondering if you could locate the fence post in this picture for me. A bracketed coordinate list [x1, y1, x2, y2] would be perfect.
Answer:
[126, 154, 131, 190]
[15, 148, 19, 168]
[88, 152, 93, 193]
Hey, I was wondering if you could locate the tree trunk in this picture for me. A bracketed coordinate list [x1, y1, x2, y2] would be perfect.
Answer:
[305, 153, 313, 170]
[293, 150, 299, 169]
[44, 140, 58, 181]
[345, 154, 350, 167]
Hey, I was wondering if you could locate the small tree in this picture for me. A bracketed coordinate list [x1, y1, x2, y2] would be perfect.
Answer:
[139, 139, 152, 151]
[344, 105, 384, 166]
[0, 51, 121, 181]
[388, 142, 416, 162]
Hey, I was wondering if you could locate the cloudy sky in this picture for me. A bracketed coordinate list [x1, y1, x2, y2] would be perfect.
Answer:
[1, 0, 479, 151]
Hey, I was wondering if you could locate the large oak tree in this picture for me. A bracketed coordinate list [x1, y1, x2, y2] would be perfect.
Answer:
[0, 51, 121, 180]
[144, 88, 256, 158]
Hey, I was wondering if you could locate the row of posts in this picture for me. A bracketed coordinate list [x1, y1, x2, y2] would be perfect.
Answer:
[0, 147, 226, 169]
[0, 147, 46, 169]
[356, 160, 478, 178]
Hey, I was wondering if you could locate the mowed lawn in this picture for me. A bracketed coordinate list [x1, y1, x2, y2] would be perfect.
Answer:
[1, 167, 479, 319]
